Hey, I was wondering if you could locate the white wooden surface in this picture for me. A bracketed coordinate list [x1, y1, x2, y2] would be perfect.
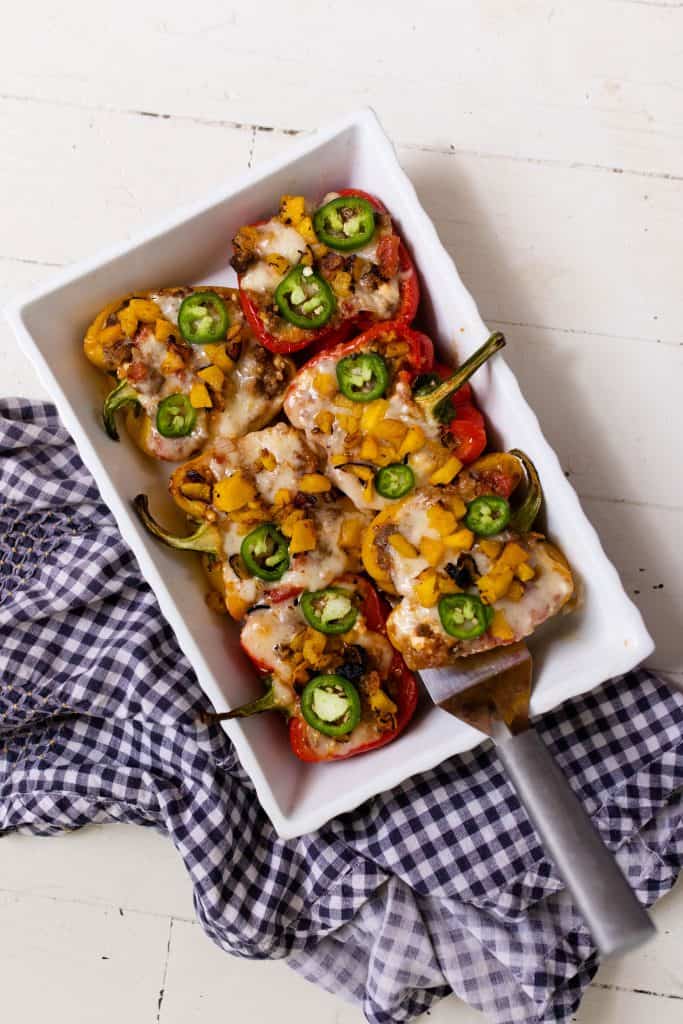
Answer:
[2, 2, 682, 1021]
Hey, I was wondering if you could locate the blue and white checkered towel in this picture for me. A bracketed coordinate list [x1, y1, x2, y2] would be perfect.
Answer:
[1, 398, 681, 1024]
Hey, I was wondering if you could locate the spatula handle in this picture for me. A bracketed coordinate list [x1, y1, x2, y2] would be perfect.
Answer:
[495, 727, 655, 957]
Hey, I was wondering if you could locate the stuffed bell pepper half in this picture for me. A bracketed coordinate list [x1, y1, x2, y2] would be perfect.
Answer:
[231, 190, 420, 355]
[361, 450, 575, 669]
[284, 323, 504, 510]
[203, 574, 418, 763]
[84, 287, 295, 460]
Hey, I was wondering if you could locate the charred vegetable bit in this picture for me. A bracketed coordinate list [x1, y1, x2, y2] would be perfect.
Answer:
[465, 494, 511, 536]
[178, 291, 230, 344]
[132, 495, 220, 556]
[375, 462, 415, 499]
[414, 332, 505, 423]
[103, 379, 140, 441]
[300, 674, 362, 737]
[274, 264, 336, 329]
[336, 351, 390, 403]
[156, 394, 197, 438]
[313, 195, 376, 251]
[240, 523, 290, 581]
[508, 449, 543, 533]
[438, 593, 493, 640]
[300, 587, 359, 635]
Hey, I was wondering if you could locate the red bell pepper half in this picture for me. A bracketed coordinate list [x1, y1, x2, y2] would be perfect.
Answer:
[234, 189, 420, 356]
[202, 575, 419, 764]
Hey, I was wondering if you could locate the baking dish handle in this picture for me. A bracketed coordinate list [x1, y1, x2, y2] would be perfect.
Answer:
[495, 726, 656, 958]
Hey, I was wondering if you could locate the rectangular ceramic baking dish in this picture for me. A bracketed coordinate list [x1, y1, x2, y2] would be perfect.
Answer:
[4, 108, 653, 838]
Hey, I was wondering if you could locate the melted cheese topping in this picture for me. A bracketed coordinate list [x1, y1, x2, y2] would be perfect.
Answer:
[211, 337, 289, 440]
[284, 355, 444, 511]
[241, 220, 308, 292]
[240, 592, 393, 685]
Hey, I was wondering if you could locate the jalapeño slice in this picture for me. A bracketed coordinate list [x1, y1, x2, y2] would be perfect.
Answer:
[438, 594, 493, 640]
[375, 463, 415, 499]
[336, 352, 389, 402]
[313, 195, 376, 252]
[178, 291, 230, 344]
[240, 523, 290, 581]
[301, 587, 358, 635]
[156, 394, 197, 438]
[300, 674, 362, 737]
[465, 495, 511, 537]
[274, 265, 335, 329]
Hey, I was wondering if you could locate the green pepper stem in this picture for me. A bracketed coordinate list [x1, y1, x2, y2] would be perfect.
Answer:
[415, 332, 506, 420]
[199, 687, 278, 724]
[133, 494, 221, 557]
[103, 379, 140, 440]
[508, 449, 543, 533]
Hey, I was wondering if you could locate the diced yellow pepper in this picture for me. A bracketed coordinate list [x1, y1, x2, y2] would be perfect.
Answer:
[155, 318, 175, 343]
[419, 535, 445, 567]
[490, 609, 515, 641]
[338, 414, 360, 434]
[226, 594, 250, 620]
[203, 343, 235, 372]
[259, 449, 277, 471]
[415, 569, 440, 608]
[370, 690, 398, 715]
[506, 580, 525, 602]
[279, 194, 306, 226]
[198, 365, 225, 392]
[99, 323, 124, 348]
[479, 539, 503, 560]
[303, 628, 327, 666]
[427, 505, 456, 538]
[118, 306, 138, 338]
[297, 215, 318, 244]
[128, 299, 161, 322]
[212, 473, 257, 513]
[339, 516, 363, 550]
[360, 399, 389, 432]
[398, 425, 425, 457]
[497, 542, 530, 570]
[429, 455, 463, 485]
[331, 453, 349, 467]
[313, 372, 337, 397]
[389, 534, 418, 559]
[516, 562, 536, 582]
[360, 436, 380, 461]
[265, 253, 289, 276]
[161, 350, 185, 375]
[314, 410, 334, 434]
[477, 568, 514, 604]
[273, 488, 291, 507]
[299, 473, 332, 494]
[280, 509, 306, 537]
[331, 271, 352, 298]
[447, 495, 467, 519]
[189, 383, 212, 409]
[179, 481, 212, 502]
[373, 419, 407, 444]
[444, 528, 474, 551]
[290, 519, 316, 554]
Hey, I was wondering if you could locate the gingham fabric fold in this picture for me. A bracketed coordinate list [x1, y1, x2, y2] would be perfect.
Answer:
[1, 398, 681, 1024]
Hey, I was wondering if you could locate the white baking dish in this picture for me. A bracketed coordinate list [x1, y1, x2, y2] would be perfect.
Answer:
[3, 108, 653, 838]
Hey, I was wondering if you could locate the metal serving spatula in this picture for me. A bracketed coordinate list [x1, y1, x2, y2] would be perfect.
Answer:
[420, 642, 655, 957]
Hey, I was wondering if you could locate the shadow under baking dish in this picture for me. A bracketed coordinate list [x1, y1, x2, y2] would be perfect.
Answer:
[5, 109, 653, 837]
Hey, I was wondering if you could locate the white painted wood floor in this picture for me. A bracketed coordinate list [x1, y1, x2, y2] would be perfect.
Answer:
[1, 2, 682, 1021]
